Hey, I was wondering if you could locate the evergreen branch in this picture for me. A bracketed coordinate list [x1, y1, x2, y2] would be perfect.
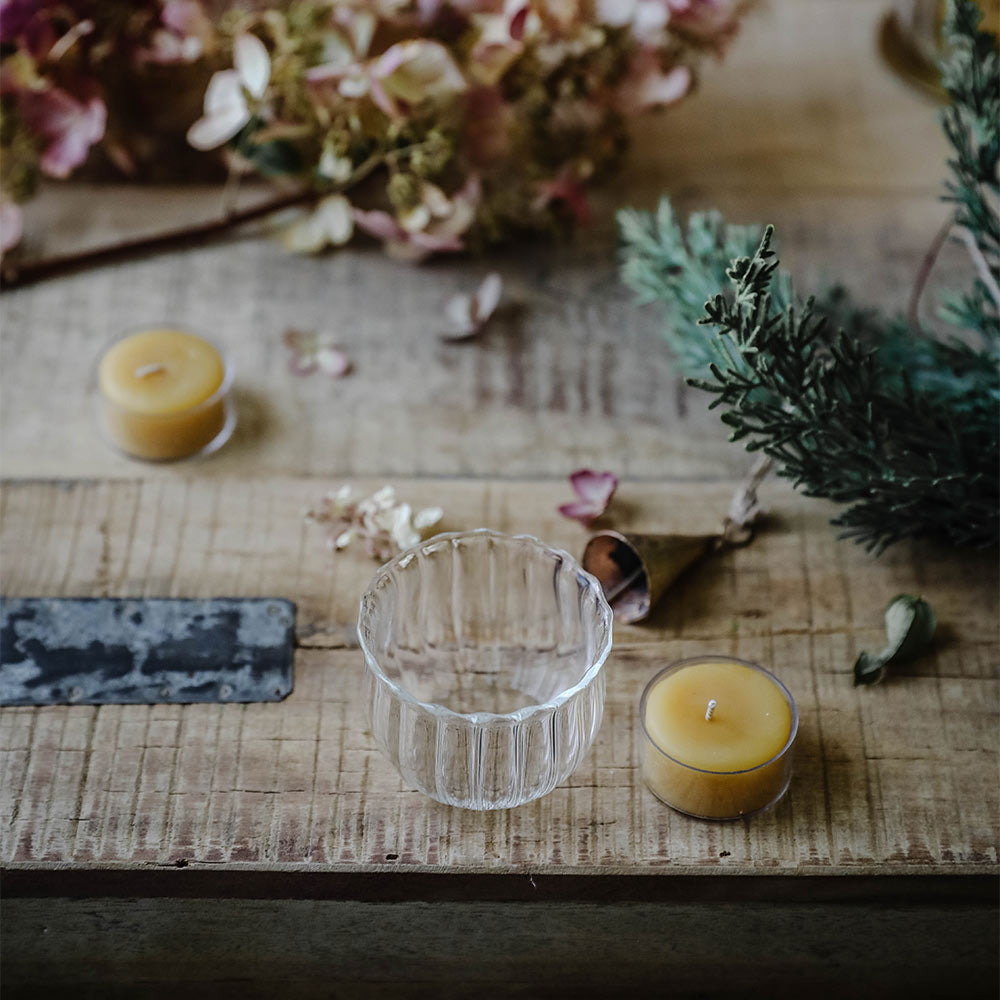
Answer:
[617, 0, 999, 553]
[687, 230, 999, 552]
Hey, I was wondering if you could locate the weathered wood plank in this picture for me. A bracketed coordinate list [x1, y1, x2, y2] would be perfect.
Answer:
[1, 478, 995, 648]
[1, 477, 996, 874]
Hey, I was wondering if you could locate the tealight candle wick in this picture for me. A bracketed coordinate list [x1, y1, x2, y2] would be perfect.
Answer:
[705, 698, 717, 722]
[134, 362, 166, 379]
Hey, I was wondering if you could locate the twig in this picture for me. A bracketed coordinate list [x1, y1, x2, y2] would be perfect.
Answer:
[724, 454, 773, 542]
[0, 147, 397, 292]
[955, 224, 1000, 312]
[907, 216, 954, 330]
[0, 187, 315, 292]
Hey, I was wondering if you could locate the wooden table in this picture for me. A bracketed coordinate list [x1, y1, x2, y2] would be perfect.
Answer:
[2, 2, 997, 996]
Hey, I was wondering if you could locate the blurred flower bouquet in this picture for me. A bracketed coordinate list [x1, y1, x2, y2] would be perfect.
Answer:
[1, 0, 749, 261]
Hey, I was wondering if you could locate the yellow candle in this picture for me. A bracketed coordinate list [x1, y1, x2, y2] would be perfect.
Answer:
[98, 329, 233, 461]
[640, 657, 797, 820]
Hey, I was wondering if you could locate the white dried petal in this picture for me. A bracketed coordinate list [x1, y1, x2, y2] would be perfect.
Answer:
[442, 272, 503, 340]
[422, 183, 452, 218]
[371, 486, 396, 507]
[316, 194, 353, 245]
[316, 346, 351, 378]
[400, 203, 431, 234]
[412, 506, 443, 530]
[235, 33, 271, 99]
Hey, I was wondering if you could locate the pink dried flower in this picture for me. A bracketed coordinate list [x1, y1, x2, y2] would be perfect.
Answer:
[162, 1, 213, 41]
[140, 2, 215, 65]
[354, 175, 481, 262]
[282, 328, 351, 378]
[19, 88, 106, 179]
[667, 0, 742, 49]
[442, 272, 503, 340]
[615, 49, 691, 112]
[534, 168, 590, 226]
[307, 484, 444, 561]
[558, 469, 619, 526]
[468, 1, 529, 86]
[596, 0, 671, 42]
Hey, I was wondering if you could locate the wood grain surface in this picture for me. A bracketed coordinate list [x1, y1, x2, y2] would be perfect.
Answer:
[2, 478, 996, 875]
[0, 0, 997, 896]
[0, 0, 966, 483]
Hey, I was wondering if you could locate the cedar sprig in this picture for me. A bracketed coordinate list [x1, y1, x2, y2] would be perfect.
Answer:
[618, 0, 999, 553]
[689, 228, 998, 551]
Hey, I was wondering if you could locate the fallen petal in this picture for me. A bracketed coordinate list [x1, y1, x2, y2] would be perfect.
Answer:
[569, 468, 619, 508]
[474, 272, 503, 322]
[287, 354, 318, 376]
[329, 484, 355, 507]
[412, 506, 443, 530]
[316, 346, 351, 378]
[558, 500, 603, 527]
[442, 271, 503, 340]
[442, 293, 476, 339]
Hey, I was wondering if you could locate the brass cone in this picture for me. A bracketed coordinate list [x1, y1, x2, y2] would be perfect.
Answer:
[582, 531, 717, 624]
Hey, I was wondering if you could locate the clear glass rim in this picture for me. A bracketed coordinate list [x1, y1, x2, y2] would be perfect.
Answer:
[357, 528, 614, 724]
[639, 655, 799, 776]
[94, 325, 234, 418]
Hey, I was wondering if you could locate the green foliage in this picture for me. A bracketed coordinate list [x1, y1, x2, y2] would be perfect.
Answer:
[618, 0, 999, 553]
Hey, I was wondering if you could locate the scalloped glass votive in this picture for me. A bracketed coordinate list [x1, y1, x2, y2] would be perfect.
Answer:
[358, 530, 613, 810]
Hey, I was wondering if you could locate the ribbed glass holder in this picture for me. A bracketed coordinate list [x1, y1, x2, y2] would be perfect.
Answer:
[358, 530, 614, 810]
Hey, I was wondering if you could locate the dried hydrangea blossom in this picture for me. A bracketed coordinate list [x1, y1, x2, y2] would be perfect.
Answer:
[307, 484, 444, 561]
[0, 2, 750, 256]
[0, 1, 221, 251]
[183, 0, 749, 259]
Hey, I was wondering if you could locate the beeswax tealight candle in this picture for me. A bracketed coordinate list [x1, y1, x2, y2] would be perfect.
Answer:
[640, 656, 797, 820]
[98, 329, 234, 461]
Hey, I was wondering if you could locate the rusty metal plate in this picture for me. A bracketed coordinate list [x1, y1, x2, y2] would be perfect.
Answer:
[0, 597, 295, 706]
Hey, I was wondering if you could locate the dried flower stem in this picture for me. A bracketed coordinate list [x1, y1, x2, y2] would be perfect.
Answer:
[220, 164, 244, 222]
[0, 187, 315, 291]
[0, 148, 397, 292]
